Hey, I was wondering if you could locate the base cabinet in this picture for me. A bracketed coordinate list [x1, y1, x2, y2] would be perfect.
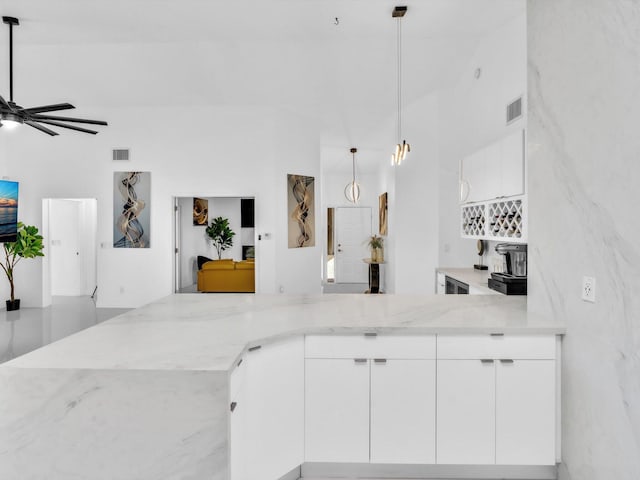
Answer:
[304, 358, 370, 463]
[370, 359, 436, 464]
[437, 360, 496, 464]
[230, 337, 304, 480]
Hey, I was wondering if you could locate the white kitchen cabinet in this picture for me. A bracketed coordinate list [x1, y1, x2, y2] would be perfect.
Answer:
[370, 359, 436, 464]
[460, 129, 525, 204]
[500, 129, 525, 198]
[229, 357, 248, 480]
[305, 358, 370, 463]
[436, 272, 446, 294]
[437, 359, 496, 464]
[496, 360, 556, 465]
[240, 338, 304, 480]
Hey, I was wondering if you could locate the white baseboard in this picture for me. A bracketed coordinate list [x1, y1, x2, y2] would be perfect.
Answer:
[301, 462, 557, 479]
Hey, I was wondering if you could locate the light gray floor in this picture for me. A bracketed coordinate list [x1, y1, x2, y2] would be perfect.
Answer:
[322, 282, 369, 294]
[0, 296, 130, 364]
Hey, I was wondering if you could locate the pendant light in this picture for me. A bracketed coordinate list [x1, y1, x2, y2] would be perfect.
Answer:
[344, 147, 361, 203]
[391, 6, 410, 166]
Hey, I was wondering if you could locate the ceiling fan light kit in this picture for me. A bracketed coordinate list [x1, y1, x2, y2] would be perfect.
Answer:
[390, 6, 410, 166]
[0, 16, 108, 136]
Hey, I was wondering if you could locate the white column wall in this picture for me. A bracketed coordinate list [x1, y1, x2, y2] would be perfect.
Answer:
[528, 1, 640, 479]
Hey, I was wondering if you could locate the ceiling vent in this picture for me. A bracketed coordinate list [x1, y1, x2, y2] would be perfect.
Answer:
[112, 148, 130, 161]
[506, 97, 523, 124]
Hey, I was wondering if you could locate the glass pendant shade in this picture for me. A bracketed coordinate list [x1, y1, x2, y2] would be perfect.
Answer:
[390, 7, 410, 166]
[344, 147, 361, 203]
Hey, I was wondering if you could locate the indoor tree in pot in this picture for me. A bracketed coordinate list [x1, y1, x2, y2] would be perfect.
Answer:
[0, 222, 45, 311]
[205, 216, 235, 260]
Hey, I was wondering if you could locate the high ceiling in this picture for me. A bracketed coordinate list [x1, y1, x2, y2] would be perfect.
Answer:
[0, 0, 525, 169]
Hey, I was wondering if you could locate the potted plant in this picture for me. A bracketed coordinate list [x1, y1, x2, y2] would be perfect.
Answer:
[0, 222, 45, 311]
[206, 216, 236, 260]
[367, 234, 384, 263]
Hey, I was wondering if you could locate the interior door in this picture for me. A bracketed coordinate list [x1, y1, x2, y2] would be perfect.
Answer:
[334, 207, 371, 284]
[50, 200, 84, 296]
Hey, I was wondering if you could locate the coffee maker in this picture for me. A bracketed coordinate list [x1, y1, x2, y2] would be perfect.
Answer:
[488, 243, 527, 295]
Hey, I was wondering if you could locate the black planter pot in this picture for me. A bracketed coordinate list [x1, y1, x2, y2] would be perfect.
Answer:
[6, 299, 20, 311]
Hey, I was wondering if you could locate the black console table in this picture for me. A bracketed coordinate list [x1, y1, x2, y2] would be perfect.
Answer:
[363, 258, 385, 294]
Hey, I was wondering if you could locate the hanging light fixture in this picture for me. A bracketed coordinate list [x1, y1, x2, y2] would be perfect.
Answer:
[344, 147, 361, 203]
[391, 6, 410, 166]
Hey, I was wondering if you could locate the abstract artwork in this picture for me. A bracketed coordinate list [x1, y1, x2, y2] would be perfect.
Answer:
[287, 174, 315, 248]
[113, 172, 150, 248]
[379, 192, 388, 236]
[193, 198, 208, 226]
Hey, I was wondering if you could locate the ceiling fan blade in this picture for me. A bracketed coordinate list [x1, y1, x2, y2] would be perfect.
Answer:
[29, 114, 107, 126]
[22, 103, 75, 114]
[25, 121, 59, 136]
[36, 119, 98, 135]
[0, 94, 14, 111]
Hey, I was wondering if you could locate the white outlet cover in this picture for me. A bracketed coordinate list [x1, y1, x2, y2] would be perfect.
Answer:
[582, 276, 596, 303]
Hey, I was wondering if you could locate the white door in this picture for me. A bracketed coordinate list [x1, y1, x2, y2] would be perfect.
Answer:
[305, 358, 370, 462]
[370, 359, 436, 464]
[437, 359, 496, 464]
[50, 200, 84, 296]
[334, 207, 371, 284]
[496, 360, 556, 465]
[246, 338, 304, 480]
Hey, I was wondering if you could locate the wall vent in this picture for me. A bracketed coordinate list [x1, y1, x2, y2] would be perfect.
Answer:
[506, 97, 523, 124]
[112, 149, 130, 161]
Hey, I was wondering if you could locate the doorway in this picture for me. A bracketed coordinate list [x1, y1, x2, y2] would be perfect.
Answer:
[42, 199, 98, 304]
[173, 196, 256, 293]
[329, 207, 371, 286]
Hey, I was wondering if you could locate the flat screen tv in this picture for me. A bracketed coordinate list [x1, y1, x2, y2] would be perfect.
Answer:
[0, 180, 19, 243]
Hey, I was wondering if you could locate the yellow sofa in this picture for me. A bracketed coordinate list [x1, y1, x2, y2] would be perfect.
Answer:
[197, 259, 255, 293]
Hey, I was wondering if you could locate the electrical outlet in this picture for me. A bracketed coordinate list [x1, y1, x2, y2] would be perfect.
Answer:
[582, 276, 596, 303]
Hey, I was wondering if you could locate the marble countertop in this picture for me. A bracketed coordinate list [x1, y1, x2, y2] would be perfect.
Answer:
[4, 294, 563, 372]
[437, 267, 500, 294]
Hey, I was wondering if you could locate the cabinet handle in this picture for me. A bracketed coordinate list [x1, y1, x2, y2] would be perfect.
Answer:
[237, 358, 243, 367]
[354, 358, 367, 364]
[364, 332, 377, 338]
[248, 345, 262, 352]
[490, 333, 504, 337]
[500, 359, 515, 364]
[230, 402, 237, 412]
[480, 359, 494, 364]
[374, 358, 387, 364]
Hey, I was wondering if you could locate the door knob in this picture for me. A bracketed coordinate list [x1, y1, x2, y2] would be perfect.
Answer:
[337, 249, 342, 252]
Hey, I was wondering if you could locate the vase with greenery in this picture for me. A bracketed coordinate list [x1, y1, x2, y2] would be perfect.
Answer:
[367, 234, 384, 263]
[0, 222, 45, 311]
[206, 216, 235, 260]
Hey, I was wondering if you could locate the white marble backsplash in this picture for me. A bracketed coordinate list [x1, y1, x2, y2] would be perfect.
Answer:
[527, 1, 640, 478]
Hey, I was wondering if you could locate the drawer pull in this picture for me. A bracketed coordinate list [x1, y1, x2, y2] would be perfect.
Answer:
[480, 359, 494, 364]
[248, 345, 262, 352]
[490, 333, 505, 337]
[354, 358, 368, 364]
[374, 358, 387, 364]
[230, 402, 237, 412]
[364, 333, 377, 338]
[237, 358, 243, 367]
[500, 359, 515, 364]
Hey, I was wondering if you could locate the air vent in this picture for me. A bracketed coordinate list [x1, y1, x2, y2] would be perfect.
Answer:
[112, 149, 130, 161]
[507, 97, 523, 124]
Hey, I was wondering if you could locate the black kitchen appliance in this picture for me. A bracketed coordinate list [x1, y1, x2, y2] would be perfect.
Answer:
[489, 243, 527, 295]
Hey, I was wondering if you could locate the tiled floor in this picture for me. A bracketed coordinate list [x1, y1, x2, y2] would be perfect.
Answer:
[0, 296, 130, 364]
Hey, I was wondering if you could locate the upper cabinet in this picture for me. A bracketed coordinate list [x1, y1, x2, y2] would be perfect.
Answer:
[460, 129, 525, 203]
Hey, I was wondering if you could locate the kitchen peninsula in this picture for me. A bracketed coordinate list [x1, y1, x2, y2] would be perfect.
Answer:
[0, 294, 564, 480]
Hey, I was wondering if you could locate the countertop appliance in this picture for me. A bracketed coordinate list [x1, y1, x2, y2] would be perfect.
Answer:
[489, 243, 527, 295]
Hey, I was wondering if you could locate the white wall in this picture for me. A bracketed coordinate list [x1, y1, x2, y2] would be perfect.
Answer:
[438, 13, 527, 269]
[3, 105, 321, 307]
[392, 93, 440, 294]
[528, 2, 640, 479]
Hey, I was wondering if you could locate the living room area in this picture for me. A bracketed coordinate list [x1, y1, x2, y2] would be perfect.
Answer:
[175, 196, 255, 294]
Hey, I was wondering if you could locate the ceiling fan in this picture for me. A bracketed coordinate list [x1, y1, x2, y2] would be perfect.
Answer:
[0, 16, 107, 136]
